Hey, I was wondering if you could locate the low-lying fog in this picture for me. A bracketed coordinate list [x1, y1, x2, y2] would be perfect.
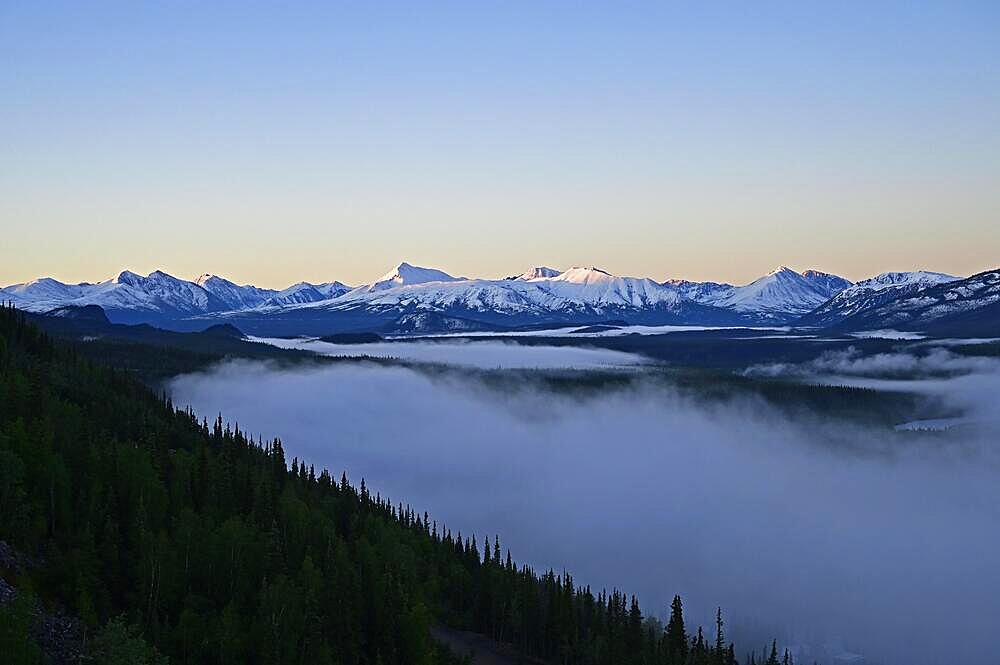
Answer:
[256, 336, 647, 368]
[169, 344, 1000, 665]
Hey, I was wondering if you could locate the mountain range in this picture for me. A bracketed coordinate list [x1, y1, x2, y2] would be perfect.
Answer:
[3, 262, 997, 336]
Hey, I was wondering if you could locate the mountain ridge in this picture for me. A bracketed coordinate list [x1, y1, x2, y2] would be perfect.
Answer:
[4, 263, 995, 336]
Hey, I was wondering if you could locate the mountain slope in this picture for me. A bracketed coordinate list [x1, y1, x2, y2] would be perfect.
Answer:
[797, 271, 959, 328]
[195, 274, 275, 310]
[1, 271, 353, 324]
[12, 263, 992, 336]
[1, 277, 94, 305]
[364, 262, 463, 292]
[824, 269, 999, 333]
[506, 266, 562, 281]
[673, 267, 852, 322]
[801, 269, 853, 295]
[241, 264, 745, 335]
[664, 279, 734, 303]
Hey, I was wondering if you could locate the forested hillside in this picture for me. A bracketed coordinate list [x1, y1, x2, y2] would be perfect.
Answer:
[0, 304, 771, 664]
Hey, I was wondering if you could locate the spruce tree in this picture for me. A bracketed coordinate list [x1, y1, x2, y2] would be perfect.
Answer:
[766, 640, 780, 665]
[713, 607, 725, 663]
[664, 594, 688, 664]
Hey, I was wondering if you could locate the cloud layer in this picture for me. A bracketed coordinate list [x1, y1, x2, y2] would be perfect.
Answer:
[170, 352, 1000, 665]
[257, 337, 648, 369]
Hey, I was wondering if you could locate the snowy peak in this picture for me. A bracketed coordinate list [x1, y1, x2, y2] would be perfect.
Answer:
[531, 268, 682, 309]
[852, 270, 958, 292]
[105, 269, 219, 313]
[507, 266, 562, 281]
[2, 277, 92, 301]
[550, 267, 616, 285]
[113, 270, 144, 286]
[194, 273, 240, 291]
[1, 269, 353, 318]
[664, 279, 734, 302]
[797, 270, 962, 327]
[298, 263, 686, 316]
[805, 268, 999, 332]
[367, 262, 462, 291]
[312, 281, 352, 298]
[114, 269, 188, 288]
[6, 263, 987, 334]
[259, 281, 350, 308]
[194, 273, 222, 287]
[721, 267, 827, 313]
[687, 266, 851, 318]
[801, 270, 853, 296]
[194, 274, 275, 310]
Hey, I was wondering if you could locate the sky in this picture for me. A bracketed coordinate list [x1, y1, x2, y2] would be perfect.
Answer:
[2, 1, 998, 289]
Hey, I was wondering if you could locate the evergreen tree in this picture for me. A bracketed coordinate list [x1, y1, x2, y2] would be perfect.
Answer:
[713, 606, 726, 664]
[766, 640, 780, 665]
[664, 594, 688, 664]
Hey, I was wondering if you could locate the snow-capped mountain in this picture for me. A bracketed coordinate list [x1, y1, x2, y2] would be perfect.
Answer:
[108, 270, 227, 314]
[506, 267, 562, 281]
[5, 262, 993, 336]
[797, 270, 959, 328]
[0, 270, 352, 323]
[306, 265, 683, 313]
[226, 263, 741, 335]
[196, 274, 352, 310]
[364, 262, 463, 292]
[807, 269, 997, 333]
[195, 274, 274, 310]
[260, 281, 352, 308]
[543, 267, 683, 308]
[670, 267, 853, 321]
[2, 270, 229, 320]
[0, 278, 98, 315]
[801, 269, 853, 295]
[663, 279, 734, 303]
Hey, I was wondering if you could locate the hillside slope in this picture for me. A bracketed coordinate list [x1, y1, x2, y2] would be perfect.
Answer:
[0, 305, 748, 665]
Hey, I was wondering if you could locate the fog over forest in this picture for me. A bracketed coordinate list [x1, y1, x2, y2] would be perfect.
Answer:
[169, 344, 1000, 665]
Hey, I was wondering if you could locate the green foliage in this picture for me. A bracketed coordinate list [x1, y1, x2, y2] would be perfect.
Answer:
[91, 616, 168, 665]
[0, 587, 43, 665]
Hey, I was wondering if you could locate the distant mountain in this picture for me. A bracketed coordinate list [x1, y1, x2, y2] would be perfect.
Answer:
[797, 271, 959, 328]
[364, 262, 463, 292]
[0, 270, 352, 324]
[664, 279, 734, 303]
[6, 262, 991, 336]
[259, 281, 352, 308]
[240, 263, 743, 336]
[0, 270, 227, 320]
[801, 269, 853, 295]
[506, 266, 563, 281]
[196, 274, 352, 310]
[195, 274, 274, 310]
[670, 267, 853, 322]
[817, 269, 998, 334]
[1, 277, 94, 304]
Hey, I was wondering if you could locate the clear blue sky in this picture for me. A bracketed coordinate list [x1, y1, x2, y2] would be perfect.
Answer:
[2, 1, 998, 288]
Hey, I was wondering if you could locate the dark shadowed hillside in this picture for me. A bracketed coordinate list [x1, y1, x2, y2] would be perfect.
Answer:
[0, 304, 762, 664]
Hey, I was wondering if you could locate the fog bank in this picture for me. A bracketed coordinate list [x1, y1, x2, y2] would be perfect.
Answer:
[170, 356, 1000, 665]
[256, 336, 648, 369]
